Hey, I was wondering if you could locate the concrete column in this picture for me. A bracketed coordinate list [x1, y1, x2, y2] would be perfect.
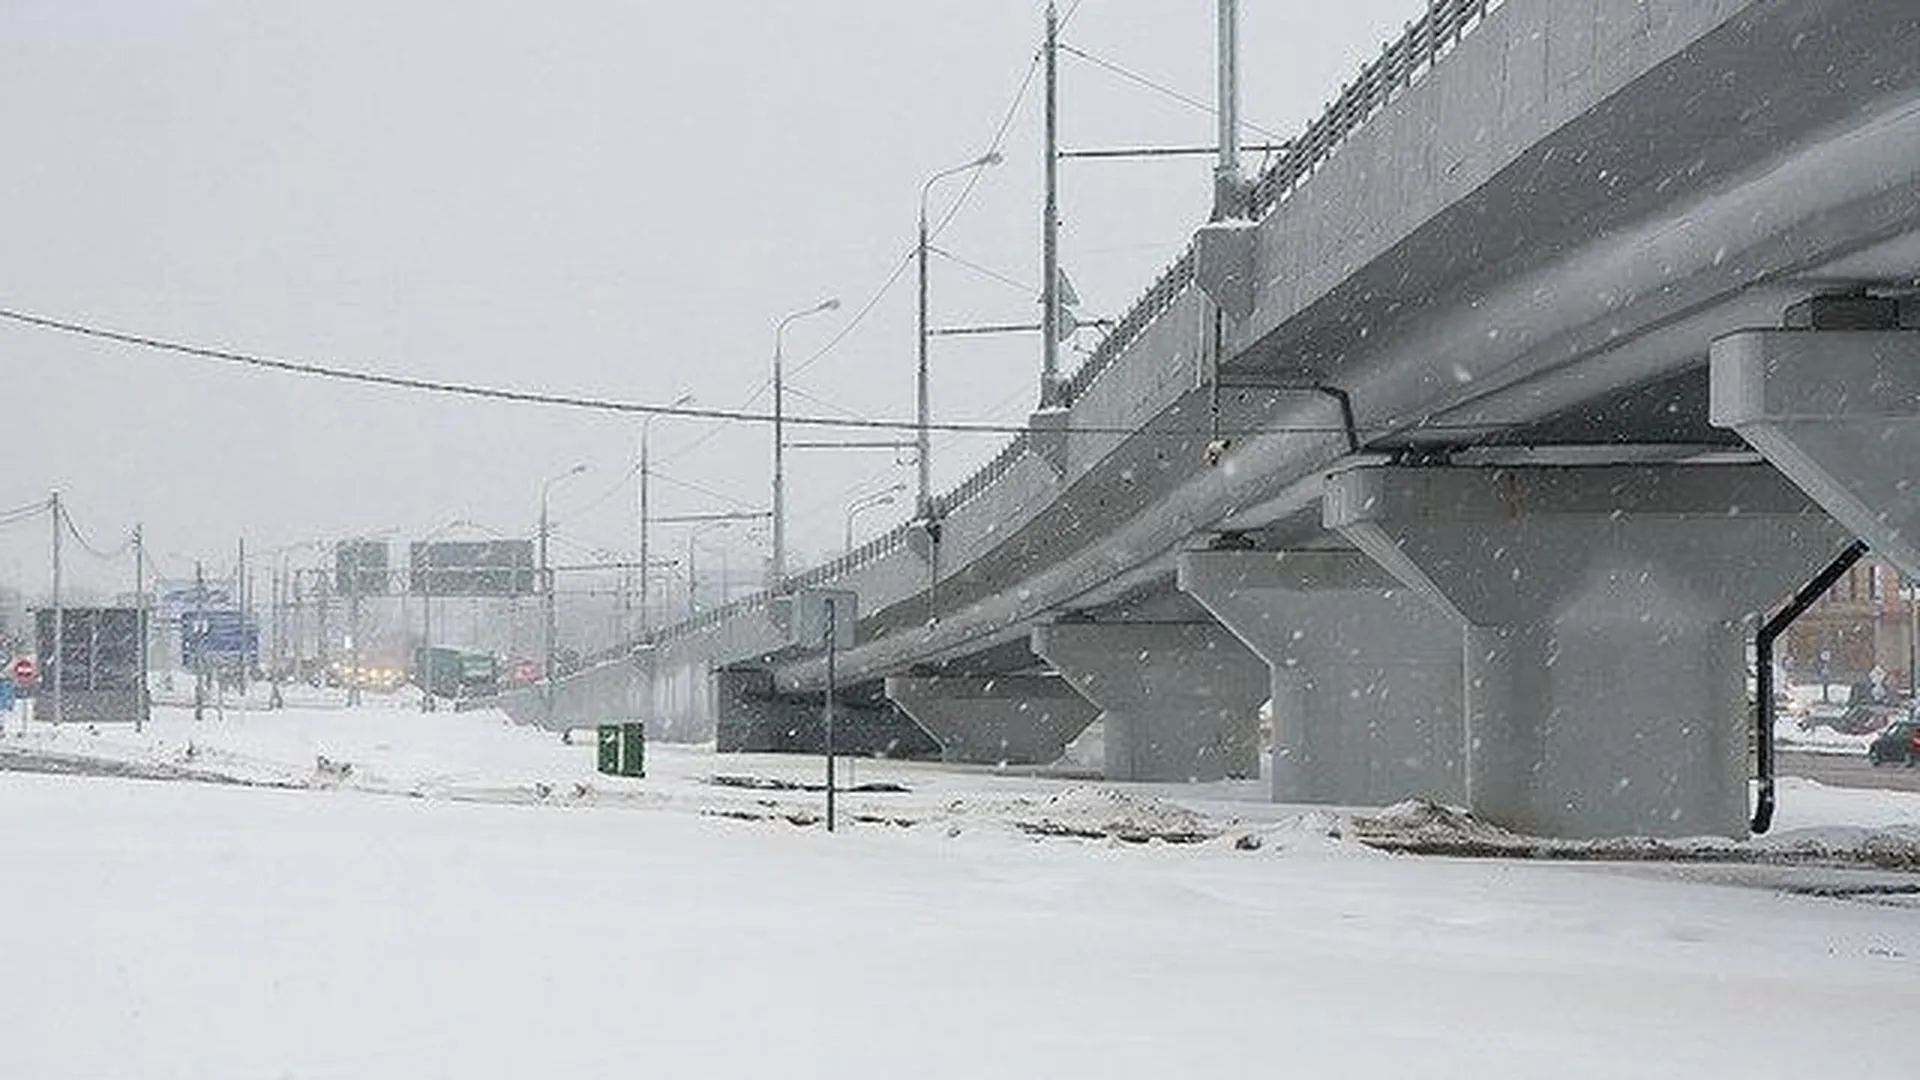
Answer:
[1030, 622, 1267, 782]
[1326, 465, 1852, 840]
[1178, 550, 1465, 806]
[1712, 329, 1920, 578]
[884, 675, 1098, 766]
[713, 667, 804, 753]
[713, 668, 938, 758]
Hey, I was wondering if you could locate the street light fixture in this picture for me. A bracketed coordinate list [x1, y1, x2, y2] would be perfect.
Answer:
[772, 298, 840, 589]
[918, 150, 1004, 517]
[639, 393, 694, 638]
[539, 463, 589, 720]
[846, 483, 908, 554]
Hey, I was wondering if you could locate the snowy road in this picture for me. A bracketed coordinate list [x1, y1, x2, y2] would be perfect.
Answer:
[1783, 750, 1920, 793]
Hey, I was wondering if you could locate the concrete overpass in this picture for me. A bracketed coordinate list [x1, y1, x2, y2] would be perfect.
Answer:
[502, 0, 1920, 840]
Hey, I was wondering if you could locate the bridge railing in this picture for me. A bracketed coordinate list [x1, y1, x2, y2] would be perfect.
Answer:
[641, 0, 1510, 652]
[1248, 0, 1503, 216]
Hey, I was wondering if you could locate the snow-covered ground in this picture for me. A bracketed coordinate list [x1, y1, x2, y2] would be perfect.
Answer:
[2, 704, 1918, 1078]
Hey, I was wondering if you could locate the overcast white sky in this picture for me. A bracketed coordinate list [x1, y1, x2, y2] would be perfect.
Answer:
[1, 0, 1423, 597]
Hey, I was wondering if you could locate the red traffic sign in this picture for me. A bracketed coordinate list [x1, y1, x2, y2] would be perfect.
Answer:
[11, 656, 37, 684]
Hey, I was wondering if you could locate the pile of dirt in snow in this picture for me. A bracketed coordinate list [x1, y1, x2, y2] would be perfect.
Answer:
[1009, 785, 1215, 843]
[1348, 799, 1920, 871]
[1752, 825, 1920, 872]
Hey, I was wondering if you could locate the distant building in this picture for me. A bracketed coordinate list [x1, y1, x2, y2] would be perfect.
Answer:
[1781, 557, 1916, 689]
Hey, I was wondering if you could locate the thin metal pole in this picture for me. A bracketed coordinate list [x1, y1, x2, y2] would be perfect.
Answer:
[1908, 571, 1918, 697]
[824, 597, 837, 834]
[193, 560, 207, 722]
[916, 204, 933, 515]
[1213, 0, 1242, 220]
[770, 303, 837, 588]
[421, 546, 435, 712]
[772, 331, 786, 588]
[133, 524, 147, 732]
[1040, 0, 1062, 407]
[316, 567, 331, 680]
[639, 425, 651, 635]
[236, 537, 248, 698]
[347, 591, 363, 707]
[50, 490, 62, 727]
[540, 499, 554, 722]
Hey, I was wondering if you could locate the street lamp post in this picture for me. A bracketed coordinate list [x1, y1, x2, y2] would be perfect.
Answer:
[845, 484, 907, 555]
[539, 464, 589, 721]
[918, 151, 1003, 516]
[772, 298, 840, 589]
[639, 393, 693, 640]
[686, 520, 736, 620]
[1213, 0, 1243, 220]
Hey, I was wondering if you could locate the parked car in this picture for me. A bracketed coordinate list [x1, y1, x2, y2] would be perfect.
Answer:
[1836, 702, 1906, 736]
[1867, 720, 1920, 766]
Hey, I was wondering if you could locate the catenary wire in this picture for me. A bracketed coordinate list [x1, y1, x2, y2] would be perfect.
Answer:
[1056, 41, 1287, 143]
[0, 305, 1370, 438]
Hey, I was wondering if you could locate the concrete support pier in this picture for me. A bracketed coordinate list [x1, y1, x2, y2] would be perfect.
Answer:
[714, 668, 938, 758]
[1712, 328, 1920, 577]
[1179, 550, 1465, 806]
[1030, 622, 1267, 783]
[884, 675, 1099, 766]
[1326, 465, 1851, 840]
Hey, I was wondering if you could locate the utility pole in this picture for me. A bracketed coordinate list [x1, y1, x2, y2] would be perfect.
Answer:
[49, 490, 63, 727]
[685, 531, 697, 621]
[316, 568, 331, 682]
[348, 590, 363, 708]
[639, 422, 653, 636]
[193, 560, 208, 721]
[771, 302, 839, 589]
[636, 396, 690, 640]
[133, 524, 147, 732]
[236, 538, 249, 697]
[540, 502, 554, 716]
[1040, 0, 1063, 407]
[918, 187, 934, 515]
[772, 326, 785, 589]
[918, 153, 1002, 517]
[1213, 0, 1243, 220]
[421, 546, 436, 713]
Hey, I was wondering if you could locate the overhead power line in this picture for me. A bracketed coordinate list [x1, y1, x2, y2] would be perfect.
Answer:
[649, 468, 760, 511]
[0, 500, 48, 530]
[929, 245, 1038, 296]
[1056, 41, 1287, 143]
[62, 506, 134, 561]
[0, 304, 1366, 439]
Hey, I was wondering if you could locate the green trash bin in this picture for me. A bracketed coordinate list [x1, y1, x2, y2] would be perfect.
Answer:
[596, 722, 645, 778]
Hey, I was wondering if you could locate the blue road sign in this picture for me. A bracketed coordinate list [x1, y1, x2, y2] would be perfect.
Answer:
[180, 609, 259, 665]
[0, 679, 13, 713]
